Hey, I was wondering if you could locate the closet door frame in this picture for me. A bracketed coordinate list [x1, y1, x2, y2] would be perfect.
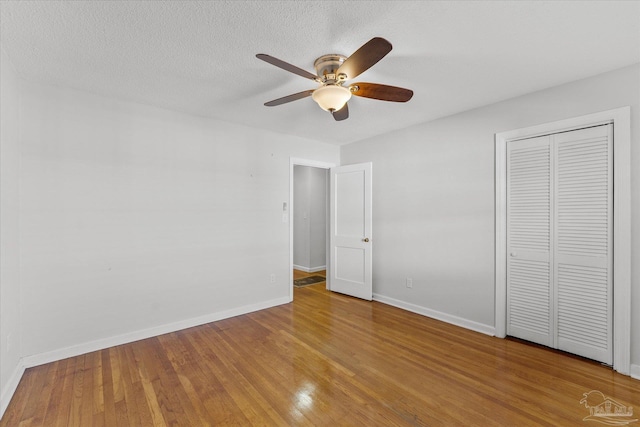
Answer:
[495, 106, 631, 375]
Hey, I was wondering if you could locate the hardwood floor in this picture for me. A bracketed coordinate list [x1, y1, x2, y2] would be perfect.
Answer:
[2, 283, 638, 426]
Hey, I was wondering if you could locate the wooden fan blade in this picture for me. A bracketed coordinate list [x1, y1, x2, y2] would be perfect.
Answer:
[349, 82, 413, 102]
[336, 37, 392, 80]
[332, 103, 349, 121]
[264, 89, 315, 107]
[256, 54, 319, 81]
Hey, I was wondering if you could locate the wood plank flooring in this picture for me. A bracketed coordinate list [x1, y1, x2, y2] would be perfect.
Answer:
[2, 282, 638, 426]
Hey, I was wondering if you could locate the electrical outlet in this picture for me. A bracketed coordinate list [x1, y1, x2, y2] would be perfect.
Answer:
[406, 277, 413, 288]
[270, 274, 276, 284]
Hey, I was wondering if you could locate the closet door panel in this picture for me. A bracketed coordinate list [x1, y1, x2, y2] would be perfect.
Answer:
[506, 136, 552, 347]
[554, 124, 612, 364]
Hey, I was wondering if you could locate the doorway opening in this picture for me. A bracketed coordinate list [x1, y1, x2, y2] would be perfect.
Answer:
[289, 159, 335, 301]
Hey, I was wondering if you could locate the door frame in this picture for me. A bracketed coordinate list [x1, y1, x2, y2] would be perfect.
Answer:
[495, 107, 631, 375]
[289, 158, 336, 302]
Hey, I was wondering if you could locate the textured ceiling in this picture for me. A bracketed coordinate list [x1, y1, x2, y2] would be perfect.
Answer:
[1, 1, 639, 145]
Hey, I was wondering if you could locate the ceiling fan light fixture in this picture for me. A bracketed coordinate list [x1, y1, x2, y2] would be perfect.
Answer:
[312, 85, 352, 112]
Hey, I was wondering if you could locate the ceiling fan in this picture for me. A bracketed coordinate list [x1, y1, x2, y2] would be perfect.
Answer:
[256, 37, 413, 121]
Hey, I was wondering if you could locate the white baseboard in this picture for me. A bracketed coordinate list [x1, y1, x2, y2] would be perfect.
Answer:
[631, 364, 640, 381]
[23, 296, 290, 369]
[373, 293, 496, 336]
[0, 360, 26, 419]
[293, 264, 326, 273]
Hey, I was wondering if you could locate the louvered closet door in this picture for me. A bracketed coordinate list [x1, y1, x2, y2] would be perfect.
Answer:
[554, 124, 612, 365]
[506, 135, 553, 347]
[506, 124, 613, 365]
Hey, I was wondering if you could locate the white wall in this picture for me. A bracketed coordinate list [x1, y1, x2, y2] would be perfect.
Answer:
[293, 165, 327, 271]
[293, 166, 311, 269]
[0, 48, 22, 413]
[308, 167, 327, 270]
[17, 81, 339, 362]
[341, 64, 640, 369]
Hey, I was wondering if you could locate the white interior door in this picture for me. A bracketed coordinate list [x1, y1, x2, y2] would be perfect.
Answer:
[329, 163, 372, 300]
[507, 135, 553, 347]
[554, 125, 612, 364]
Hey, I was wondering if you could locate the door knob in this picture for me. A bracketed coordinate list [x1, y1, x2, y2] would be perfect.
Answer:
[363, 238, 370, 242]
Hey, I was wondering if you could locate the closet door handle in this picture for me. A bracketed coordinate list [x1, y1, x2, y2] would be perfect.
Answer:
[363, 238, 370, 243]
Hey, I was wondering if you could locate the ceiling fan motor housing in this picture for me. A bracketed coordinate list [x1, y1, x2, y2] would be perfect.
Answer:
[314, 54, 348, 83]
